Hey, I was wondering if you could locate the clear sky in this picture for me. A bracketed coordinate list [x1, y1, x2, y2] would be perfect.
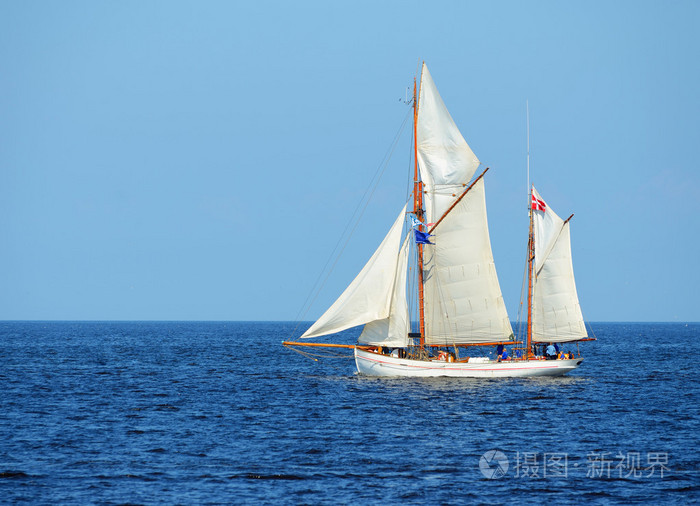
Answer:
[1, 1, 698, 322]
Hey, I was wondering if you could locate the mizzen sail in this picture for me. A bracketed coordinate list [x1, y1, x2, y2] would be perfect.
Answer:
[531, 187, 587, 342]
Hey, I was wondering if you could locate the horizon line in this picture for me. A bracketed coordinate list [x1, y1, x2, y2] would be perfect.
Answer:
[0, 320, 697, 324]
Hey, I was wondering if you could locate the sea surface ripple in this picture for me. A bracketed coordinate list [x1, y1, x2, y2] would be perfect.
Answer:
[0, 322, 698, 504]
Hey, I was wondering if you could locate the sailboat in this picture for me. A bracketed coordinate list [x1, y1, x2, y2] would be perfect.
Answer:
[284, 63, 591, 377]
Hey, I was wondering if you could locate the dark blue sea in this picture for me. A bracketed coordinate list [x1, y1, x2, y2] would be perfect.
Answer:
[1, 322, 698, 504]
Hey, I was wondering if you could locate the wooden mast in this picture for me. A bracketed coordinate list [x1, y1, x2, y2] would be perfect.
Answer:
[526, 188, 535, 358]
[413, 72, 426, 348]
[525, 102, 532, 359]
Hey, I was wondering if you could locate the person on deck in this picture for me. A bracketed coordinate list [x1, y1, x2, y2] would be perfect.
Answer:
[498, 347, 509, 362]
[546, 343, 557, 360]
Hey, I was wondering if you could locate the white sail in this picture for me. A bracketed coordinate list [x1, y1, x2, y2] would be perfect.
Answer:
[358, 236, 410, 347]
[417, 63, 481, 222]
[301, 206, 407, 339]
[288, 63, 590, 378]
[531, 187, 587, 342]
[423, 178, 514, 345]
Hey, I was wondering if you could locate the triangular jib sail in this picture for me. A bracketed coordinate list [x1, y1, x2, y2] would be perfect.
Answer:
[531, 187, 587, 342]
[358, 235, 411, 347]
[301, 205, 409, 343]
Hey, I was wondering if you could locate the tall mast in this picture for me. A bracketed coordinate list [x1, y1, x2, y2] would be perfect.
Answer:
[526, 101, 530, 195]
[525, 102, 534, 359]
[413, 73, 426, 347]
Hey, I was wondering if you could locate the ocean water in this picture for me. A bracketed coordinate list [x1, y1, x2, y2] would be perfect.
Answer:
[0, 321, 698, 504]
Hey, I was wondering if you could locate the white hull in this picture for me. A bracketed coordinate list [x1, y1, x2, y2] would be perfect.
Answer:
[354, 348, 582, 378]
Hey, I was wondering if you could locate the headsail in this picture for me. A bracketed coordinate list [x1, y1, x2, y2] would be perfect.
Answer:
[358, 235, 410, 347]
[531, 187, 587, 342]
[301, 206, 408, 340]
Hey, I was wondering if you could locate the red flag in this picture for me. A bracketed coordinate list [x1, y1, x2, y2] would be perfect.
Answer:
[531, 193, 546, 212]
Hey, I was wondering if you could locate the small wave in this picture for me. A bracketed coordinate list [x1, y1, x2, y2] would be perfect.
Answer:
[671, 485, 699, 493]
[121, 474, 157, 481]
[155, 404, 179, 411]
[0, 471, 31, 479]
[582, 491, 615, 498]
[229, 473, 306, 481]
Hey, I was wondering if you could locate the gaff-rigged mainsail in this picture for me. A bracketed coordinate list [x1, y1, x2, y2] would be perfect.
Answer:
[416, 63, 514, 345]
[531, 187, 587, 342]
[422, 178, 513, 344]
[300, 205, 409, 343]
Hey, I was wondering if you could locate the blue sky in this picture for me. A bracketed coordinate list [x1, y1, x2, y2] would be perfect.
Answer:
[1, 1, 698, 321]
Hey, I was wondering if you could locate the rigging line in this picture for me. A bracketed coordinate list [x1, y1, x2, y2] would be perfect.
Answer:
[516, 228, 530, 343]
[408, 241, 419, 333]
[299, 132, 411, 330]
[290, 108, 413, 338]
[292, 108, 411, 331]
[405, 113, 415, 205]
[430, 260, 455, 346]
[286, 345, 353, 362]
[581, 309, 596, 340]
[534, 216, 573, 277]
[286, 345, 320, 362]
[586, 321, 597, 340]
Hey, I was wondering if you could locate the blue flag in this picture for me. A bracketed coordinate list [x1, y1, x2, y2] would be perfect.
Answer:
[414, 229, 434, 245]
[410, 216, 425, 229]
